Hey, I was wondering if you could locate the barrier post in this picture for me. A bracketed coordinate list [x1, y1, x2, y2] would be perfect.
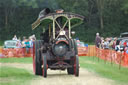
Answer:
[104, 49, 108, 64]
[98, 45, 101, 62]
[104, 49, 106, 64]
[119, 52, 122, 70]
[98, 49, 100, 62]
[88, 46, 90, 57]
[93, 46, 95, 61]
[110, 49, 113, 66]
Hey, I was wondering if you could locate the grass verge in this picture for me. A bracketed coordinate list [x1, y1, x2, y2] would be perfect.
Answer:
[79, 57, 128, 85]
[0, 66, 34, 85]
[0, 41, 4, 46]
[0, 57, 32, 63]
[1, 57, 128, 85]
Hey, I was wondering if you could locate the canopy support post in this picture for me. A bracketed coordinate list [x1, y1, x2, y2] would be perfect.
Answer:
[68, 19, 71, 38]
[53, 19, 55, 39]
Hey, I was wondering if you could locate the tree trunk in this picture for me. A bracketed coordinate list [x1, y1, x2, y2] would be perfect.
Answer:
[88, 0, 94, 25]
[100, 11, 104, 29]
[5, 9, 8, 28]
[97, 0, 104, 29]
[5, 14, 8, 26]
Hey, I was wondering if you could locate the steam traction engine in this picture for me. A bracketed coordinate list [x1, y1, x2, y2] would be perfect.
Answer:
[32, 8, 84, 78]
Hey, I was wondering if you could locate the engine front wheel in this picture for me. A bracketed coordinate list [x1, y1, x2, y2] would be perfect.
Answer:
[67, 68, 74, 75]
[42, 55, 47, 78]
[74, 55, 79, 77]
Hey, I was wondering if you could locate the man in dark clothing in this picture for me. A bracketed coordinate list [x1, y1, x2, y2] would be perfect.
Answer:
[40, 29, 49, 43]
[95, 33, 101, 48]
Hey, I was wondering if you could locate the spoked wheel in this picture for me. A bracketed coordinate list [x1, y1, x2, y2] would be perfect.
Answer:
[42, 55, 47, 78]
[74, 55, 79, 77]
[33, 40, 42, 75]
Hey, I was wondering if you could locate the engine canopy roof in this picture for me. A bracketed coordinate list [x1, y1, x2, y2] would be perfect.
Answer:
[32, 12, 85, 30]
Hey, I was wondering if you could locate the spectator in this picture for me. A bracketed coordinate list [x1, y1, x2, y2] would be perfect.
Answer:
[25, 39, 30, 53]
[29, 37, 34, 48]
[104, 38, 109, 49]
[32, 34, 36, 40]
[115, 39, 121, 52]
[18, 37, 21, 42]
[124, 40, 128, 51]
[126, 41, 128, 54]
[101, 37, 104, 49]
[95, 33, 101, 48]
[22, 36, 26, 48]
[123, 40, 128, 47]
[109, 38, 114, 49]
[12, 35, 17, 40]
[112, 37, 117, 49]
[16, 40, 22, 48]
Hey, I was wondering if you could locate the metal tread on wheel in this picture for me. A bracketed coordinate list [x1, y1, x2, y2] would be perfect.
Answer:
[42, 55, 47, 78]
[34, 40, 42, 75]
[74, 55, 79, 77]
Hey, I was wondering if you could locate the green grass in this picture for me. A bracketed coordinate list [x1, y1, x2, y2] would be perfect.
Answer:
[79, 57, 128, 85]
[0, 66, 34, 85]
[0, 57, 32, 63]
[0, 41, 4, 46]
[1, 57, 128, 85]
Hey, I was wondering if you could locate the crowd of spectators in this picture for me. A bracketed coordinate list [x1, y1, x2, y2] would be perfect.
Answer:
[12, 35, 36, 53]
[95, 33, 128, 52]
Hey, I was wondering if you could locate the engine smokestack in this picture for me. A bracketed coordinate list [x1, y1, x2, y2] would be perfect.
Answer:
[38, 8, 51, 18]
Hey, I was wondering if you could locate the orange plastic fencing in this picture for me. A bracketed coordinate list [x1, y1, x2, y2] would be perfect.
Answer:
[95, 47, 128, 67]
[1, 48, 33, 58]
[0, 48, 2, 53]
[78, 47, 88, 56]
[87, 45, 96, 56]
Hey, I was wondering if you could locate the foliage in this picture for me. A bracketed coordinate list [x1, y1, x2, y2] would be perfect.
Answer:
[0, 41, 4, 46]
[0, 0, 128, 42]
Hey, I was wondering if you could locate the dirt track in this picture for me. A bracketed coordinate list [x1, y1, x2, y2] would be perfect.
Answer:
[0, 63, 115, 85]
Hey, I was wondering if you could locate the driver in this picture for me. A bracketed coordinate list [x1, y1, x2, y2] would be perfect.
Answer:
[40, 29, 49, 43]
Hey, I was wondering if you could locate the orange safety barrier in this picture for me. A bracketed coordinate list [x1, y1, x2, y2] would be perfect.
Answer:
[123, 52, 128, 66]
[0, 48, 2, 53]
[78, 47, 88, 56]
[1, 48, 33, 58]
[1, 47, 88, 57]
[87, 45, 96, 56]
[95, 47, 128, 67]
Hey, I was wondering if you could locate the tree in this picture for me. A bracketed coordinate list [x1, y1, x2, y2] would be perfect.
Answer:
[0, 0, 17, 29]
[96, 0, 104, 30]
[122, 0, 128, 14]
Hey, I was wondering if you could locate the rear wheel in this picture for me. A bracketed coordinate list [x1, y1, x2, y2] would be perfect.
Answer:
[42, 55, 47, 78]
[33, 43, 35, 73]
[33, 40, 42, 75]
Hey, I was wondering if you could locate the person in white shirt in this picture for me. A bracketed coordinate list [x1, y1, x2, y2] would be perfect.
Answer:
[12, 35, 17, 40]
